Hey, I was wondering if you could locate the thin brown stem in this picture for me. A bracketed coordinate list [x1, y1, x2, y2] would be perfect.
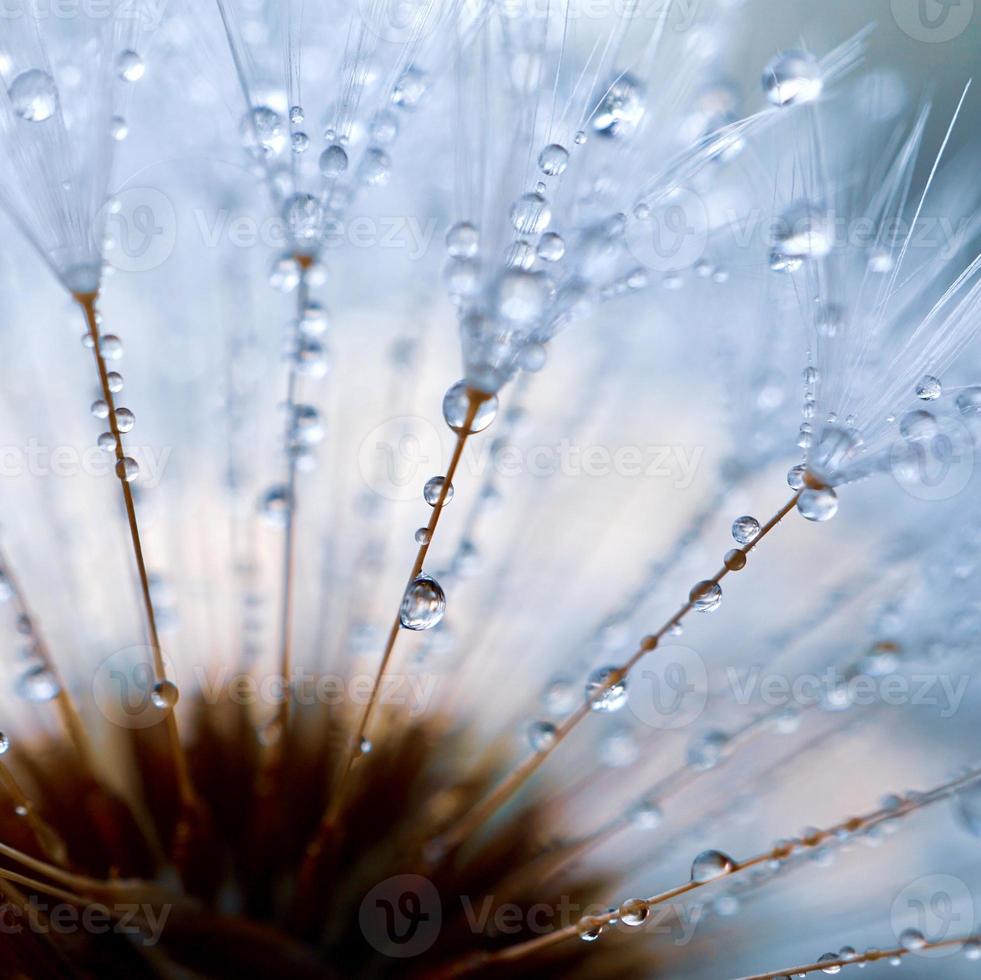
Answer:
[434, 491, 802, 857]
[0, 542, 97, 778]
[732, 934, 981, 979]
[436, 764, 981, 976]
[271, 255, 311, 751]
[297, 389, 487, 880]
[75, 292, 197, 821]
[0, 762, 69, 867]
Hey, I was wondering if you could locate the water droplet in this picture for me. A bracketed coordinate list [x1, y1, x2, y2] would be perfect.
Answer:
[90, 399, 109, 419]
[117, 50, 145, 82]
[269, 254, 300, 292]
[690, 580, 722, 612]
[16, 664, 60, 702]
[290, 131, 309, 153]
[9, 69, 59, 121]
[423, 476, 454, 506]
[392, 65, 427, 108]
[762, 50, 822, 106]
[151, 680, 179, 710]
[96, 432, 114, 453]
[99, 335, 123, 360]
[773, 202, 833, 260]
[0, 732, 8, 754]
[951, 385, 981, 417]
[593, 72, 644, 138]
[543, 678, 575, 714]
[768, 248, 803, 273]
[116, 457, 139, 482]
[299, 303, 329, 336]
[731, 515, 760, 545]
[283, 193, 323, 247]
[528, 720, 556, 751]
[964, 938, 981, 960]
[319, 143, 348, 177]
[294, 338, 328, 377]
[537, 232, 565, 262]
[915, 375, 941, 400]
[510, 192, 551, 235]
[585, 666, 628, 712]
[538, 143, 569, 176]
[899, 928, 926, 951]
[359, 147, 391, 186]
[110, 115, 128, 141]
[687, 729, 729, 770]
[630, 799, 663, 830]
[259, 485, 291, 526]
[371, 108, 399, 144]
[400, 574, 446, 630]
[358, 737, 372, 755]
[414, 526, 431, 544]
[818, 952, 841, 974]
[724, 549, 747, 571]
[576, 915, 604, 942]
[690, 849, 735, 882]
[241, 105, 285, 157]
[787, 464, 806, 489]
[797, 487, 838, 522]
[114, 407, 135, 432]
[442, 382, 498, 433]
[618, 898, 648, 927]
[446, 221, 479, 258]
[291, 404, 324, 446]
[519, 342, 547, 373]
[505, 239, 536, 270]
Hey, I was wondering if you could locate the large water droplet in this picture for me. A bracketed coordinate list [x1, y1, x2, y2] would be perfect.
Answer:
[689, 580, 722, 612]
[797, 487, 838, 522]
[690, 849, 735, 882]
[0, 731, 8, 754]
[283, 193, 323, 247]
[442, 382, 498, 433]
[446, 221, 479, 258]
[538, 143, 569, 176]
[619, 899, 649, 927]
[319, 143, 349, 177]
[400, 574, 446, 630]
[687, 730, 729, 770]
[731, 515, 760, 545]
[423, 476, 453, 506]
[510, 192, 551, 235]
[9, 69, 58, 121]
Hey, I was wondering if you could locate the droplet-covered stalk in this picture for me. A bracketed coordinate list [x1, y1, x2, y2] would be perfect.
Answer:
[439, 764, 981, 976]
[298, 387, 490, 876]
[74, 291, 197, 828]
[433, 492, 802, 857]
